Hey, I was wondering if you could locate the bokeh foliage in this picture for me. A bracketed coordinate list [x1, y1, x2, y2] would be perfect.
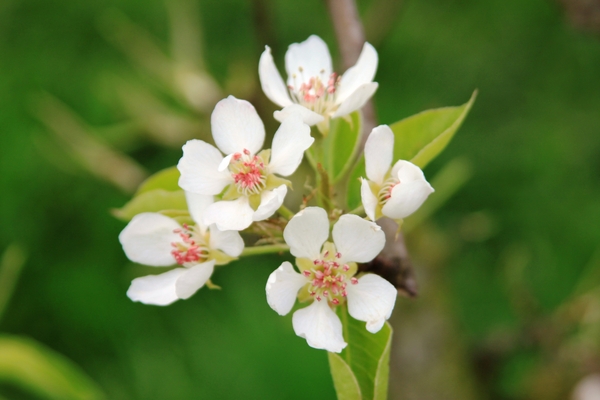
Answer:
[1, 0, 599, 399]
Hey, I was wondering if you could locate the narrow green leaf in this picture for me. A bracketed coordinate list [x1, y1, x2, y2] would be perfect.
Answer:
[328, 352, 362, 400]
[135, 166, 180, 195]
[324, 112, 362, 183]
[391, 90, 477, 169]
[309, 112, 362, 183]
[346, 157, 365, 211]
[112, 189, 188, 221]
[0, 335, 105, 400]
[329, 307, 393, 400]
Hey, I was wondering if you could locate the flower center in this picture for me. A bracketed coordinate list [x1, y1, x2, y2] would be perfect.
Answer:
[230, 149, 267, 196]
[171, 224, 209, 266]
[288, 68, 340, 116]
[302, 248, 358, 305]
[378, 177, 400, 205]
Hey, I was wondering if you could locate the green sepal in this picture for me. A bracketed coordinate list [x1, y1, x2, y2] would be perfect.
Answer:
[328, 306, 393, 400]
[208, 249, 237, 266]
[266, 174, 292, 190]
[135, 166, 180, 195]
[112, 189, 188, 221]
[221, 184, 241, 201]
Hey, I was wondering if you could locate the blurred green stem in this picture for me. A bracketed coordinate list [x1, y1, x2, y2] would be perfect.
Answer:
[348, 205, 364, 216]
[277, 205, 294, 220]
[241, 244, 289, 257]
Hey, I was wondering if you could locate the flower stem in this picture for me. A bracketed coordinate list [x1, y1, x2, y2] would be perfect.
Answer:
[348, 205, 364, 216]
[241, 244, 290, 257]
[277, 205, 295, 220]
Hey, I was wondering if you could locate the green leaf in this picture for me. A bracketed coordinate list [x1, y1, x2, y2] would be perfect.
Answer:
[328, 307, 393, 400]
[0, 335, 105, 400]
[112, 189, 188, 221]
[328, 352, 362, 400]
[346, 157, 365, 211]
[345, 91, 476, 211]
[390, 90, 477, 169]
[308, 112, 362, 184]
[135, 166, 180, 195]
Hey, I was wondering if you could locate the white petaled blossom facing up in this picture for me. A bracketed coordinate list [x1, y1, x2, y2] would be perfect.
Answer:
[177, 96, 314, 231]
[360, 125, 435, 222]
[265, 207, 397, 353]
[119, 192, 244, 306]
[259, 35, 378, 134]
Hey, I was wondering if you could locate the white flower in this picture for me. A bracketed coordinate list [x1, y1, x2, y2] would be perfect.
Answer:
[259, 35, 378, 133]
[119, 192, 244, 306]
[177, 96, 314, 231]
[360, 125, 434, 221]
[265, 207, 397, 353]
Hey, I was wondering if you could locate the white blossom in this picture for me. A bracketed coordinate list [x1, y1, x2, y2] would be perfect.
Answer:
[361, 125, 434, 221]
[265, 207, 396, 353]
[259, 35, 378, 133]
[119, 192, 244, 306]
[177, 96, 313, 231]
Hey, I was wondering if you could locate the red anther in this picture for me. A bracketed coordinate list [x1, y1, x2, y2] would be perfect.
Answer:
[302, 270, 311, 277]
[314, 270, 324, 279]
[332, 262, 339, 268]
[332, 298, 340, 305]
[343, 265, 350, 271]
[233, 153, 242, 161]
[313, 259, 321, 265]
[323, 250, 329, 257]
[310, 291, 316, 297]
[335, 252, 341, 259]
[323, 290, 329, 297]
[316, 296, 322, 301]
[312, 279, 320, 286]
[243, 149, 251, 155]
[342, 291, 347, 297]
[351, 277, 359, 285]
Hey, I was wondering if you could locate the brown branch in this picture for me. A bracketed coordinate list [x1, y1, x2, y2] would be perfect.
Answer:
[325, 0, 417, 297]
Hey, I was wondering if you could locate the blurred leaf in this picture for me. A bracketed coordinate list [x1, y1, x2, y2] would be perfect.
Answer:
[0, 335, 105, 400]
[112, 189, 187, 221]
[329, 308, 393, 400]
[391, 90, 477, 168]
[135, 166, 181, 195]
[0, 244, 27, 323]
[403, 157, 473, 233]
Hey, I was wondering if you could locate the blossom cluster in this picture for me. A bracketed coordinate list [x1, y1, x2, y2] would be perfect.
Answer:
[118, 35, 434, 353]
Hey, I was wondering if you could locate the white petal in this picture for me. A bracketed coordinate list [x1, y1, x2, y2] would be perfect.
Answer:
[175, 260, 215, 299]
[266, 261, 306, 316]
[252, 185, 287, 221]
[218, 153, 235, 172]
[273, 104, 325, 126]
[360, 178, 378, 222]
[346, 274, 397, 333]
[177, 140, 233, 195]
[336, 42, 378, 104]
[209, 225, 244, 257]
[332, 214, 385, 263]
[269, 115, 314, 176]
[184, 191, 213, 230]
[119, 213, 180, 267]
[382, 160, 434, 219]
[285, 35, 332, 87]
[364, 125, 394, 184]
[203, 197, 254, 231]
[127, 268, 186, 306]
[331, 82, 378, 118]
[292, 300, 347, 353]
[283, 207, 329, 260]
[258, 46, 293, 108]
[211, 96, 265, 155]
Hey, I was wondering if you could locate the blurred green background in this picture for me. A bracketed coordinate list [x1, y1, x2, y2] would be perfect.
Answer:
[1, 0, 599, 399]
